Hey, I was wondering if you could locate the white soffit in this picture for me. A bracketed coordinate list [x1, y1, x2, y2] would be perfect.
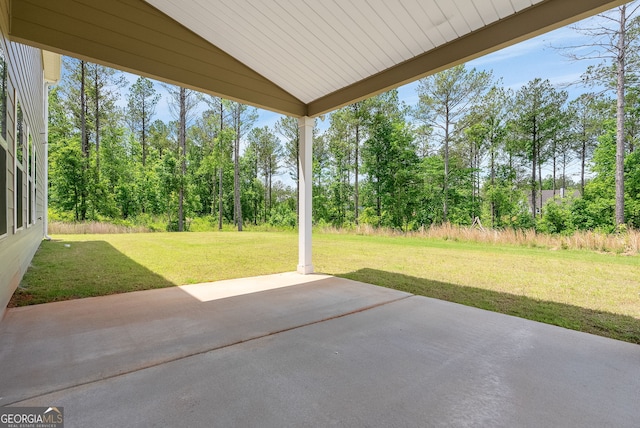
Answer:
[42, 51, 61, 84]
[144, 0, 544, 104]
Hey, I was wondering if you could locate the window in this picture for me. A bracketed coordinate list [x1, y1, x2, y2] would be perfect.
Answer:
[16, 103, 23, 163]
[0, 142, 6, 237]
[0, 49, 6, 236]
[28, 133, 33, 225]
[33, 146, 37, 223]
[16, 165, 22, 229]
[15, 101, 24, 230]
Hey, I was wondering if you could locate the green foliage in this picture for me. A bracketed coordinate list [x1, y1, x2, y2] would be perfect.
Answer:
[537, 197, 577, 235]
[623, 149, 640, 228]
[268, 203, 297, 228]
[49, 138, 87, 220]
[48, 58, 638, 234]
[362, 111, 420, 230]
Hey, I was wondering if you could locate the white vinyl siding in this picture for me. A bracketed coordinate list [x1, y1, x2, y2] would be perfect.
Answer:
[0, 0, 49, 316]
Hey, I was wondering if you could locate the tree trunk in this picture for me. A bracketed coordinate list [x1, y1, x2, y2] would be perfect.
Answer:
[211, 168, 218, 217]
[264, 174, 269, 223]
[141, 99, 147, 167]
[615, 5, 626, 227]
[562, 152, 567, 191]
[490, 144, 496, 227]
[354, 117, 360, 225]
[443, 112, 450, 223]
[234, 115, 243, 231]
[218, 102, 224, 230]
[218, 167, 223, 230]
[254, 158, 259, 225]
[178, 87, 186, 232]
[531, 157, 537, 221]
[94, 67, 100, 176]
[80, 61, 87, 157]
[580, 137, 586, 196]
[531, 131, 537, 221]
[538, 146, 543, 214]
[552, 145, 557, 197]
[79, 60, 88, 221]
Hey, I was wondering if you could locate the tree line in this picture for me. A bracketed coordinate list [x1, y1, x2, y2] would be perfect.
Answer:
[47, 5, 640, 234]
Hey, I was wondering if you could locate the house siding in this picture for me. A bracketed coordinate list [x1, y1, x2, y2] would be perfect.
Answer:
[0, 1, 48, 318]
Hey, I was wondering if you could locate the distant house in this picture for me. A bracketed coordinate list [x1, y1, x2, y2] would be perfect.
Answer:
[528, 188, 580, 215]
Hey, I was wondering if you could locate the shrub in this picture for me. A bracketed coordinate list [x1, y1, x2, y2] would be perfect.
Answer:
[537, 197, 576, 235]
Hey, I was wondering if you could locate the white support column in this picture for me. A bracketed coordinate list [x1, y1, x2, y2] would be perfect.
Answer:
[297, 116, 313, 274]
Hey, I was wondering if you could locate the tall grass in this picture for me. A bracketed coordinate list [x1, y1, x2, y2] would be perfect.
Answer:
[48, 221, 152, 234]
[320, 223, 640, 255]
[48, 220, 640, 255]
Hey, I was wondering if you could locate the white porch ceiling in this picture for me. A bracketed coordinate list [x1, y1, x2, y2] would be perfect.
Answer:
[145, 0, 544, 104]
[8, 0, 629, 116]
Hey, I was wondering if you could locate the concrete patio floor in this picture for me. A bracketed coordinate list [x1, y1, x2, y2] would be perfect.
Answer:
[0, 272, 638, 427]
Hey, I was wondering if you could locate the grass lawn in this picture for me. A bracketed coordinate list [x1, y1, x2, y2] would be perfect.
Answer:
[12, 231, 640, 344]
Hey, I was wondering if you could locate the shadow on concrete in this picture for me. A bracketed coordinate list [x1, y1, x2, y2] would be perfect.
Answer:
[338, 268, 640, 344]
[9, 239, 176, 307]
[0, 275, 408, 405]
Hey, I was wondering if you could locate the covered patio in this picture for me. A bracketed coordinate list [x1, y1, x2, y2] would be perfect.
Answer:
[2, 1, 639, 426]
[1, 273, 638, 426]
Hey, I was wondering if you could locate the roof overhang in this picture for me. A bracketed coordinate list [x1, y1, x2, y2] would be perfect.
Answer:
[8, 0, 629, 117]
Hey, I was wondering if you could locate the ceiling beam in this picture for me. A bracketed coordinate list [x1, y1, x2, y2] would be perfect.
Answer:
[307, 0, 628, 117]
[9, 0, 306, 117]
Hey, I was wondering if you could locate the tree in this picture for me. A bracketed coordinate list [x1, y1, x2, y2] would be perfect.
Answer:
[201, 97, 235, 230]
[49, 139, 86, 220]
[58, 58, 90, 219]
[86, 63, 125, 173]
[162, 85, 201, 232]
[567, 93, 606, 194]
[149, 119, 172, 159]
[126, 77, 160, 167]
[164, 85, 200, 230]
[312, 132, 331, 223]
[561, 2, 640, 226]
[362, 111, 419, 230]
[228, 102, 257, 231]
[247, 127, 281, 221]
[512, 78, 567, 220]
[625, 86, 640, 152]
[465, 85, 510, 226]
[275, 116, 300, 221]
[546, 104, 571, 197]
[326, 109, 353, 225]
[414, 65, 492, 222]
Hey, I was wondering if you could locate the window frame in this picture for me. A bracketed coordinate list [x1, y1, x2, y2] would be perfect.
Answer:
[14, 96, 25, 233]
[27, 132, 34, 226]
[0, 134, 7, 240]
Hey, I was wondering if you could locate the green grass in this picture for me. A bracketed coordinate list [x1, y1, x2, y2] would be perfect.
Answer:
[11, 231, 640, 344]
